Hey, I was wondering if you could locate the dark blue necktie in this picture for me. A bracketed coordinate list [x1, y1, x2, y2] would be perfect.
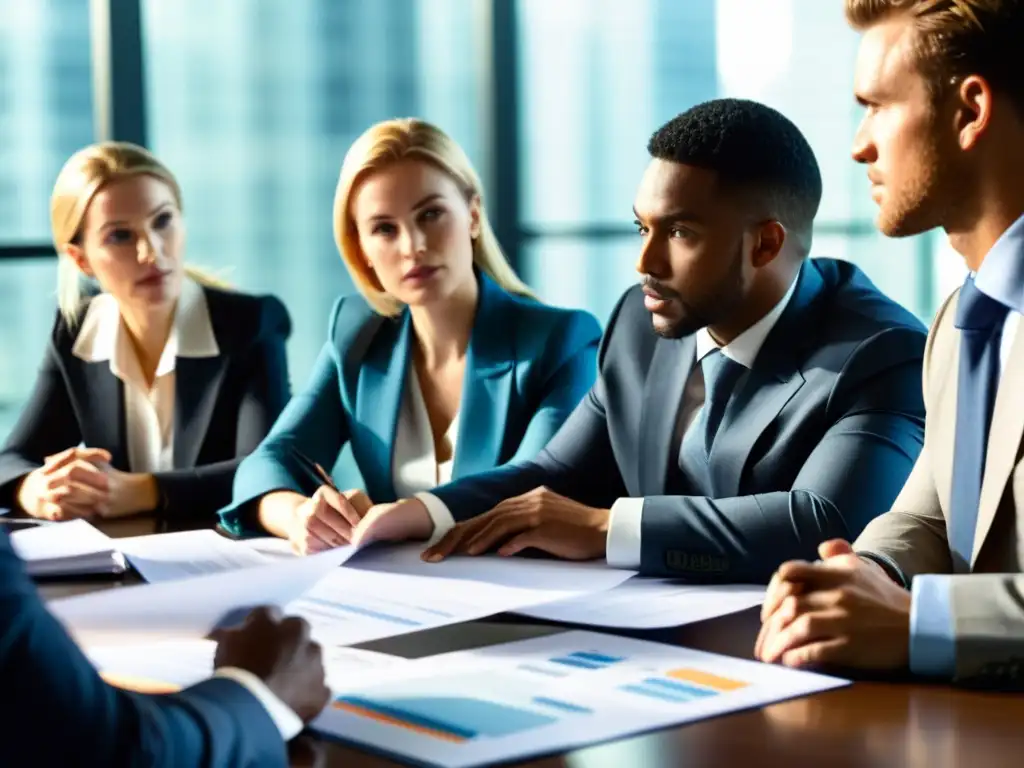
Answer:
[678, 349, 746, 492]
[949, 276, 1009, 569]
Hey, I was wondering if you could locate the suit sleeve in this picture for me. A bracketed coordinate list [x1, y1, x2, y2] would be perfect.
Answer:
[219, 299, 351, 536]
[853, 290, 958, 581]
[636, 326, 927, 582]
[154, 296, 293, 525]
[0, 341, 82, 508]
[433, 299, 629, 522]
[508, 310, 601, 462]
[0, 533, 287, 767]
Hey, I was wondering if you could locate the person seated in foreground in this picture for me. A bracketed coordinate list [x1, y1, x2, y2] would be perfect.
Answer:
[0, 526, 329, 767]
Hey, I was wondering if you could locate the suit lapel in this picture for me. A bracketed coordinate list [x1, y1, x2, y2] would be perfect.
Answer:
[78, 361, 129, 468]
[173, 356, 228, 469]
[639, 335, 695, 495]
[711, 263, 819, 496]
[453, 273, 513, 478]
[356, 315, 408, 501]
[973, 322, 1024, 563]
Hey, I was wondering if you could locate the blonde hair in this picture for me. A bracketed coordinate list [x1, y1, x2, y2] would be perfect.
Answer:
[332, 118, 534, 316]
[51, 141, 227, 325]
[845, 1, 1024, 109]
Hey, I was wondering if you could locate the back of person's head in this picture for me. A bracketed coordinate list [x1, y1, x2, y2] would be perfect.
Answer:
[647, 98, 823, 257]
[51, 142, 222, 325]
[333, 118, 532, 316]
[845, 0, 1024, 116]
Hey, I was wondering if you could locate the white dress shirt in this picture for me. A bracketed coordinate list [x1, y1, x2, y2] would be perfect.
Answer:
[71, 280, 303, 741]
[71, 278, 220, 474]
[393, 362, 459, 498]
[415, 277, 802, 558]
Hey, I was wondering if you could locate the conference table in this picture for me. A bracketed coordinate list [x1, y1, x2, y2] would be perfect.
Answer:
[42, 577, 1024, 768]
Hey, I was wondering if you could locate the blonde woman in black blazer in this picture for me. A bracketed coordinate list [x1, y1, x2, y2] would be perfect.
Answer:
[0, 142, 291, 534]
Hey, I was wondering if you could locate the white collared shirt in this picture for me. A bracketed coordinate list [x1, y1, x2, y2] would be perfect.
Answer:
[71, 278, 219, 474]
[393, 363, 460, 498]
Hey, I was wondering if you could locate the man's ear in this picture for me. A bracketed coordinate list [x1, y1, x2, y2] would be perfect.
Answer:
[956, 74, 993, 151]
[750, 221, 787, 268]
[65, 243, 93, 278]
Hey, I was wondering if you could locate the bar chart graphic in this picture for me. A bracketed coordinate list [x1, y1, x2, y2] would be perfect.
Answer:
[519, 649, 626, 678]
[332, 670, 594, 743]
[620, 668, 749, 704]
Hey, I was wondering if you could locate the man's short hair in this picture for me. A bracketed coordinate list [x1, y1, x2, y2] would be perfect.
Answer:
[845, 0, 1024, 115]
[648, 98, 823, 244]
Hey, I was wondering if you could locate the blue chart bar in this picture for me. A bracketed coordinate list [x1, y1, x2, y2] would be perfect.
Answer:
[303, 597, 422, 627]
[533, 697, 593, 714]
[335, 694, 557, 740]
[621, 677, 718, 704]
[550, 651, 627, 671]
[519, 664, 569, 678]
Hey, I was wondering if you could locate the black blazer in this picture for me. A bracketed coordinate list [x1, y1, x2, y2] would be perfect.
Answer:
[0, 286, 292, 529]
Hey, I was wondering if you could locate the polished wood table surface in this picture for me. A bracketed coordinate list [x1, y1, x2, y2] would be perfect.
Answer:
[42, 579, 1024, 768]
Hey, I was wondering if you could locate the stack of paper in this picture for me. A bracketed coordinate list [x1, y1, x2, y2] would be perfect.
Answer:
[11, 519, 126, 577]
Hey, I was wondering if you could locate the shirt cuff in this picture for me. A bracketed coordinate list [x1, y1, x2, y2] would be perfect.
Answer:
[212, 667, 304, 741]
[909, 574, 956, 678]
[606, 497, 643, 569]
[415, 492, 456, 544]
[856, 551, 909, 588]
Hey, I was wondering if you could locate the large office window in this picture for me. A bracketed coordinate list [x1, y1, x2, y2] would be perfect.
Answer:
[517, 0, 963, 324]
[141, 0, 486, 388]
[0, 0, 93, 437]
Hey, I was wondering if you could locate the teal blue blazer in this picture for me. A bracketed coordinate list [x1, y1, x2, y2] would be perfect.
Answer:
[219, 272, 601, 535]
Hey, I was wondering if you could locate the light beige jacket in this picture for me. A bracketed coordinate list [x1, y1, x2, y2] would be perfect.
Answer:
[855, 287, 1024, 685]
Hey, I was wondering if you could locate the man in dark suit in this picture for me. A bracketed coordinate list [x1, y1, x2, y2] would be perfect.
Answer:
[352, 98, 928, 584]
[0, 529, 329, 766]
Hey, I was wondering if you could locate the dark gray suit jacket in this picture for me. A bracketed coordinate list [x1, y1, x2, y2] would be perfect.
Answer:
[432, 258, 928, 582]
[0, 286, 291, 529]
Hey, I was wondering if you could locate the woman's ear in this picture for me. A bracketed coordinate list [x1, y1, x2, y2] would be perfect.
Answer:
[468, 194, 483, 240]
[65, 243, 93, 278]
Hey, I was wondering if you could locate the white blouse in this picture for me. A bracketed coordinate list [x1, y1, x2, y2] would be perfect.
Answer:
[391, 362, 460, 498]
[70, 278, 220, 474]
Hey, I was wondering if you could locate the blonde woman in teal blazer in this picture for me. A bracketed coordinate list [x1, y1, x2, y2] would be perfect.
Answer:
[220, 119, 600, 552]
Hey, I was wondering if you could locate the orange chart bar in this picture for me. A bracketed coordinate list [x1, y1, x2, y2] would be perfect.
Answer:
[666, 668, 748, 692]
[333, 701, 468, 743]
[100, 672, 182, 695]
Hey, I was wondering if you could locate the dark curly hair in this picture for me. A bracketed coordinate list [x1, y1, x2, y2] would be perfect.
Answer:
[648, 98, 823, 246]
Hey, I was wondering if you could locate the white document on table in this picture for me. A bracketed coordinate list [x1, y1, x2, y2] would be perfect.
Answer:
[86, 638, 409, 694]
[10, 519, 126, 577]
[50, 545, 358, 645]
[313, 629, 849, 768]
[287, 550, 636, 648]
[348, 543, 637, 591]
[118, 530, 274, 583]
[517, 579, 766, 629]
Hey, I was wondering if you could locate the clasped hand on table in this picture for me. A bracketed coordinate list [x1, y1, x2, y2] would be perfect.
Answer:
[17, 446, 159, 522]
[754, 539, 913, 671]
